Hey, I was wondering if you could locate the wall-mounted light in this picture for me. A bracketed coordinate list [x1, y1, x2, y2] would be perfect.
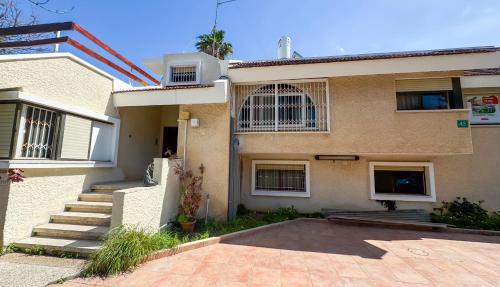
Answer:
[314, 155, 360, 161]
[190, 118, 200, 128]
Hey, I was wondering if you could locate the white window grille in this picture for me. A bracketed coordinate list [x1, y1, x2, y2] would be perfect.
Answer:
[252, 160, 310, 197]
[170, 66, 197, 83]
[235, 81, 328, 132]
[21, 105, 59, 159]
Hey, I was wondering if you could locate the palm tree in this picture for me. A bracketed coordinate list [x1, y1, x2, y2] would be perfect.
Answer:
[195, 28, 233, 60]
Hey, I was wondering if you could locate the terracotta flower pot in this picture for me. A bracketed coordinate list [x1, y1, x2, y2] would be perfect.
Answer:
[180, 220, 196, 233]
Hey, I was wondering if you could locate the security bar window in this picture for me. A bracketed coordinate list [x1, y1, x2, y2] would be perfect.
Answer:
[170, 66, 197, 83]
[252, 160, 310, 197]
[21, 105, 59, 159]
[236, 81, 328, 132]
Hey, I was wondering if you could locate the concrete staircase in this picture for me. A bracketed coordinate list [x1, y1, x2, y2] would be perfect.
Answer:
[321, 209, 432, 223]
[13, 185, 116, 257]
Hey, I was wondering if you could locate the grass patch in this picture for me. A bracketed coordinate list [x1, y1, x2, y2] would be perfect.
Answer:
[83, 226, 184, 277]
[84, 206, 323, 277]
[432, 197, 500, 231]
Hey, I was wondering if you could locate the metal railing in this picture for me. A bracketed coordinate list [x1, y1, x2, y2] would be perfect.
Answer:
[234, 81, 329, 132]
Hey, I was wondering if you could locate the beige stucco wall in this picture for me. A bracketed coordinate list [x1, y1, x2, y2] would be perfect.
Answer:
[178, 103, 231, 219]
[240, 126, 500, 213]
[238, 73, 472, 155]
[0, 56, 119, 116]
[111, 159, 180, 230]
[117, 106, 161, 179]
[0, 56, 127, 246]
[1, 168, 124, 245]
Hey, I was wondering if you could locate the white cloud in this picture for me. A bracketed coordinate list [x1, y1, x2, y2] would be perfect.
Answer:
[336, 45, 345, 53]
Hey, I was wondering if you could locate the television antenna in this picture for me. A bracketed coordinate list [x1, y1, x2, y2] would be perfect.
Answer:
[212, 0, 236, 57]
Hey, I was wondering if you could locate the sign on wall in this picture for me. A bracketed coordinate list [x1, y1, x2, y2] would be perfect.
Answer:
[466, 95, 500, 124]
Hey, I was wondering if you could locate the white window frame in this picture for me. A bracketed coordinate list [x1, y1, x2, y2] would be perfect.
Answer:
[369, 161, 436, 202]
[165, 60, 201, 85]
[251, 160, 311, 198]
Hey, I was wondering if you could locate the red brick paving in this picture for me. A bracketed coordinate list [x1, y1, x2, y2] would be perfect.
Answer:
[63, 220, 500, 287]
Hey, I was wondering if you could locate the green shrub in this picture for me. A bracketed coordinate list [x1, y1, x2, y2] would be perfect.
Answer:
[83, 226, 181, 277]
[432, 197, 500, 230]
[263, 206, 300, 223]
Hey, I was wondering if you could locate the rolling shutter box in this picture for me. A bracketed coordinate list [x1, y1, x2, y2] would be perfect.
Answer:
[59, 115, 92, 160]
[0, 104, 16, 158]
[396, 78, 453, 92]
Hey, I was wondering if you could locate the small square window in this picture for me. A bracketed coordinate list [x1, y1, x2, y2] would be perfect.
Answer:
[170, 66, 197, 83]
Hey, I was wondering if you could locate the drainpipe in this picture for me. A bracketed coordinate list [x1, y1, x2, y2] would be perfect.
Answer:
[226, 76, 239, 222]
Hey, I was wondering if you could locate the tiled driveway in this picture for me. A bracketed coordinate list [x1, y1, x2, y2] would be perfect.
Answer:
[65, 220, 500, 287]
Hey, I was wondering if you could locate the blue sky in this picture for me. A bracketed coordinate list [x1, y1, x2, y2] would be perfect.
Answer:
[20, 0, 500, 82]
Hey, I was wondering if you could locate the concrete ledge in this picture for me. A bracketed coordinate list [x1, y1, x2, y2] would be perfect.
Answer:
[447, 227, 500, 236]
[327, 216, 449, 231]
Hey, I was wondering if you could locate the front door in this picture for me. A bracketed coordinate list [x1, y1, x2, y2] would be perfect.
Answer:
[162, 126, 178, 158]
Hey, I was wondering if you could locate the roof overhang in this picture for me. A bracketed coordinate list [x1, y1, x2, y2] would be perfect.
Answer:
[112, 79, 229, 107]
[229, 51, 500, 83]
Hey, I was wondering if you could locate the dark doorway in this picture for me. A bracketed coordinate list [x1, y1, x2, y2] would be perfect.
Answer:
[162, 127, 178, 158]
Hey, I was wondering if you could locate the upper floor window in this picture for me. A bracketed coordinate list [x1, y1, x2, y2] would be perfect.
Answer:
[170, 66, 197, 83]
[396, 78, 463, 111]
[235, 81, 328, 132]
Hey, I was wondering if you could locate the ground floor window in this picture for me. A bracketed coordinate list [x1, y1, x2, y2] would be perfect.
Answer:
[369, 162, 436, 202]
[251, 160, 310, 197]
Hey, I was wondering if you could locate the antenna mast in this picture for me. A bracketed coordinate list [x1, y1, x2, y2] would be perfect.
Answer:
[212, 0, 236, 58]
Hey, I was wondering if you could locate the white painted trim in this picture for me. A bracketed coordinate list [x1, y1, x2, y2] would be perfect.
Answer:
[461, 75, 500, 88]
[229, 51, 500, 83]
[165, 60, 202, 85]
[0, 160, 115, 169]
[368, 161, 436, 202]
[113, 79, 229, 107]
[251, 160, 311, 198]
[0, 91, 118, 123]
[395, 109, 470, 113]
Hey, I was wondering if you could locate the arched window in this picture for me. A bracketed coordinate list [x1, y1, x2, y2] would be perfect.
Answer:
[238, 83, 322, 132]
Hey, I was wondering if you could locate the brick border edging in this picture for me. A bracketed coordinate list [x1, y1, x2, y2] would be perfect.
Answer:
[446, 227, 500, 236]
[143, 218, 318, 263]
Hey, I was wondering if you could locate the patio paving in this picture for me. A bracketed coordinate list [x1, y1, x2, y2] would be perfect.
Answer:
[62, 219, 500, 287]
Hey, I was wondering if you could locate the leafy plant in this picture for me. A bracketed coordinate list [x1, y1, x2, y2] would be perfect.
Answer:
[263, 206, 300, 223]
[173, 161, 204, 223]
[7, 168, 25, 183]
[432, 197, 500, 230]
[25, 245, 45, 255]
[83, 226, 180, 277]
[176, 213, 189, 224]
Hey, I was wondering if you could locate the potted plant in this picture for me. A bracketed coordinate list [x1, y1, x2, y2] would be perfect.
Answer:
[173, 161, 204, 232]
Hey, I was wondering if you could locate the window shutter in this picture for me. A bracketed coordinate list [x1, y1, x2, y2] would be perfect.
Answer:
[0, 104, 16, 158]
[59, 115, 92, 160]
[396, 78, 452, 92]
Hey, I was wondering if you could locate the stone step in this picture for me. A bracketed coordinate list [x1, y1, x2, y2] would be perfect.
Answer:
[79, 192, 113, 203]
[328, 216, 448, 231]
[33, 223, 109, 240]
[13, 237, 102, 257]
[51, 212, 111, 226]
[91, 181, 143, 193]
[321, 209, 431, 223]
[65, 201, 112, 214]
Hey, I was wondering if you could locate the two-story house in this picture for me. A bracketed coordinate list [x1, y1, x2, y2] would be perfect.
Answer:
[116, 43, 500, 219]
[1, 40, 500, 254]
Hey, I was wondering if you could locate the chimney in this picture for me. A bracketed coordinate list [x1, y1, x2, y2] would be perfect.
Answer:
[277, 36, 291, 59]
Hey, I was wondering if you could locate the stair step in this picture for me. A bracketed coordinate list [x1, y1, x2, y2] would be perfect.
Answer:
[33, 223, 109, 240]
[91, 181, 143, 193]
[79, 193, 113, 203]
[65, 201, 112, 214]
[321, 209, 431, 223]
[51, 212, 111, 226]
[14, 237, 102, 257]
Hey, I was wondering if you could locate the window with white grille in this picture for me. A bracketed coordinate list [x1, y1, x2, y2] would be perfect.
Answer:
[252, 160, 310, 197]
[21, 105, 59, 159]
[235, 81, 328, 132]
[170, 66, 197, 83]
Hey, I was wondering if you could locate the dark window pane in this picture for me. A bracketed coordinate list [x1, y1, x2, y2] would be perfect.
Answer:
[396, 92, 449, 110]
[422, 94, 448, 109]
[374, 170, 426, 195]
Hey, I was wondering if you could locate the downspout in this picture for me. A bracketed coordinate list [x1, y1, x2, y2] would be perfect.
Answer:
[225, 76, 239, 222]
